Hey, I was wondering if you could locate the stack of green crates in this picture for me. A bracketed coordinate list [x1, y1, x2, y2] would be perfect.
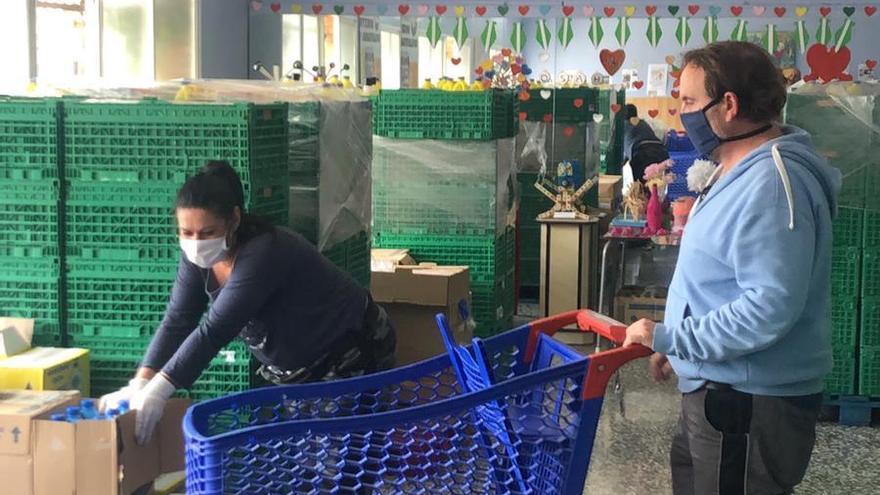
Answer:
[63, 99, 289, 398]
[288, 100, 372, 288]
[372, 135, 517, 337]
[787, 86, 880, 396]
[0, 98, 64, 347]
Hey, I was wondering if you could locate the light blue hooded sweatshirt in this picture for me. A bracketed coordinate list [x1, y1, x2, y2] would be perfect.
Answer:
[652, 125, 841, 396]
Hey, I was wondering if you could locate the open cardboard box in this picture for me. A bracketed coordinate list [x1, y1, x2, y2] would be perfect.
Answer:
[372, 263, 472, 365]
[0, 389, 189, 495]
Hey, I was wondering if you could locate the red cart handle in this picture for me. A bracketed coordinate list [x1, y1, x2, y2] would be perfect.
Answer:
[522, 310, 653, 400]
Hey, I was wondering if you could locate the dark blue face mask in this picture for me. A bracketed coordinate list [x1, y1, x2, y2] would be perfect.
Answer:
[680, 97, 772, 157]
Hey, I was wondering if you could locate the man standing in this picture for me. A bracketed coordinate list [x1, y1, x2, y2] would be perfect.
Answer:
[624, 41, 841, 494]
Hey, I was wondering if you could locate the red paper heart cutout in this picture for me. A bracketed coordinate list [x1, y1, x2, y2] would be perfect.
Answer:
[730, 6, 743, 16]
[543, 114, 553, 123]
[774, 7, 786, 17]
[573, 98, 584, 108]
[354, 5, 365, 15]
[633, 81, 644, 89]
[451, 57, 462, 65]
[519, 112, 527, 121]
[599, 49, 626, 76]
[805, 44, 853, 84]
[563, 127, 575, 137]
[668, 109, 678, 116]
[519, 91, 531, 102]
[646, 5, 657, 16]
[604, 7, 615, 17]
[867, 6, 878, 17]
[611, 103, 622, 113]
[648, 109, 659, 118]
[398, 4, 410, 15]
[436, 5, 447, 15]
[671, 89, 680, 99]
[511, 64, 521, 74]
[867, 59, 878, 70]
[475, 6, 487, 16]
[562, 5, 575, 17]
[688, 5, 699, 15]
[312, 4, 323, 14]
[502, 48, 512, 57]
[518, 5, 530, 15]
[475, 66, 484, 75]
[820, 7, 831, 17]
[270, 3, 281, 13]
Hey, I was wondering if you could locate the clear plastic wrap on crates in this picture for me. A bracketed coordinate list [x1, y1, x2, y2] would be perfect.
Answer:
[372, 137, 517, 237]
[785, 82, 880, 209]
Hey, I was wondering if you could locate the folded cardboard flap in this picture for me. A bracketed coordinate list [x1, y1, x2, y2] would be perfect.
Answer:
[0, 317, 34, 358]
[371, 264, 470, 307]
[370, 249, 416, 272]
[0, 389, 80, 456]
[158, 398, 191, 474]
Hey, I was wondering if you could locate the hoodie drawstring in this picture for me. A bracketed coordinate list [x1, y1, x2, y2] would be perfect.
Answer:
[771, 144, 796, 230]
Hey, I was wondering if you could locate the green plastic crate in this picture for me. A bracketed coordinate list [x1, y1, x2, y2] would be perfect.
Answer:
[321, 230, 371, 289]
[831, 297, 859, 346]
[832, 247, 861, 297]
[63, 100, 288, 204]
[0, 256, 63, 346]
[833, 206, 864, 247]
[859, 345, 880, 396]
[863, 162, 880, 211]
[186, 342, 255, 402]
[0, 98, 61, 180]
[0, 179, 60, 254]
[861, 248, 880, 298]
[860, 297, 880, 347]
[518, 88, 600, 123]
[825, 344, 856, 395]
[374, 89, 517, 140]
[863, 208, 880, 247]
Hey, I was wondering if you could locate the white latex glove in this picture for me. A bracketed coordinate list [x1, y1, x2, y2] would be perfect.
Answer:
[98, 377, 149, 412]
[130, 373, 176, 445]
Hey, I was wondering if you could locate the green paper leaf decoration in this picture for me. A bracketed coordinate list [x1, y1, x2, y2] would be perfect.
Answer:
[834, 18, 854, 51]
[536, 19, 552, 51]
[764, 23, 777, 53]
[453, 17, 469, 49]
[481, 20, 498, 48]
[730, 19, 748, 41]
[558, 17, 574, 49]
[795, 20, 809, 53]
[510, 21, 525, 53]
[816, 17, 833, 45]
[702, 15, 719, 44]
[675, 16, 692, 47]
[646, 16, 662, 47]
[615, 16, 631, 46]
[588, 16, 604, 48]
[426, 16, 442, 48]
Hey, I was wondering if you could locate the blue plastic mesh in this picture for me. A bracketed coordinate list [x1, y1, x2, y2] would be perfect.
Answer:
[184, 326, 603, 495]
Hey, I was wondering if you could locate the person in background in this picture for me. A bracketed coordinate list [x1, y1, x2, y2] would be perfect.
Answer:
[623, 103, 670, 182]
[99, 161, 396, 445]
[623, 41, 840, 494]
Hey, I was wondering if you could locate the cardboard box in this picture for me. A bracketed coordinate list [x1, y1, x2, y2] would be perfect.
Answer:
[0, 390, 189, 495]
[0, 317, 34, 358]
[598, 174, 623, 210]
[614, 286, 668, 324]
[0, 347, 90, 396]
[372, 264, 472, 365]
[371, 248, 416, 272]
[0, 389, 81, 494]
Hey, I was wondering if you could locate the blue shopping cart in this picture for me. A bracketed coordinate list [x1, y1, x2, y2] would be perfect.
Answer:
[183, 310, 651, 494]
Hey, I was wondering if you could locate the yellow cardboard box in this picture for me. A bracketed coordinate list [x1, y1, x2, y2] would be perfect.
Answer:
[0, 347, 90, 397]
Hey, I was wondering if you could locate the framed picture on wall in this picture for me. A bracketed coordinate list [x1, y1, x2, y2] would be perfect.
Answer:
[621, 69, 639, 90]
[646, 64, 668, 96]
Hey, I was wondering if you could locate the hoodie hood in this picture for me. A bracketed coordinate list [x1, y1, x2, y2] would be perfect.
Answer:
[695, 125, 841, 229]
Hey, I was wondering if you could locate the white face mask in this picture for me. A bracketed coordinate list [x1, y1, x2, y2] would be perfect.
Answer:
[180, 236, 229, 268]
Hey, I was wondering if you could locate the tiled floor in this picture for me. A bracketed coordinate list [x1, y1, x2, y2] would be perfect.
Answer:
[513, 307, 880, 495]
